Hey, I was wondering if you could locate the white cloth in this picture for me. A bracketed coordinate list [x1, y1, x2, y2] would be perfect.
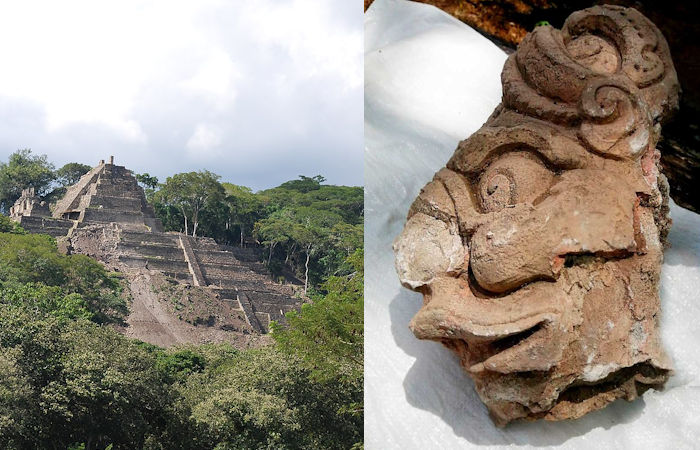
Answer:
[364, 0, 700, 448]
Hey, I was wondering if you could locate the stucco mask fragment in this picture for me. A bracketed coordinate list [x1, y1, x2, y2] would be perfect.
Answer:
[394, 5, 679, 426]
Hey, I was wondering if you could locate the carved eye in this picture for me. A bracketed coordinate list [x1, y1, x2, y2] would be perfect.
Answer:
[478, 152, 554, 213]
[480, 172, 514, 212]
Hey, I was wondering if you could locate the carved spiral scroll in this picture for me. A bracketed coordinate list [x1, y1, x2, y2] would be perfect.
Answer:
[578, 80, 651, 159]
[563, 5, 665, 88]
[499, 5, 678, 161]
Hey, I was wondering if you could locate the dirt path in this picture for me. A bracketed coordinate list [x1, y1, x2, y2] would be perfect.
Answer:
[124, 272, 188, 347]
[122, 269, 269, 349]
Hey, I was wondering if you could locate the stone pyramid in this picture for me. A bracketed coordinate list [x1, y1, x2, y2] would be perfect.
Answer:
[52, 156, 163, 232]
[10, 157, 303, 334]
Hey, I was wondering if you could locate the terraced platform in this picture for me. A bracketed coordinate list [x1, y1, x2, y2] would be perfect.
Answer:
[9, 158, 304, 334]
[117, 230, 301, 332]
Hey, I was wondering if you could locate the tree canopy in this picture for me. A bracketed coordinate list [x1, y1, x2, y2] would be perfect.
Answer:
[56, 162, 91, 187]
[135, 172, 159, 190]
[0, 149, 55, 212]
[154, 170, 225, 237]
[149, 173, 363, 293]
[0, 153, 365, 448]
[0, 231, 363, 449]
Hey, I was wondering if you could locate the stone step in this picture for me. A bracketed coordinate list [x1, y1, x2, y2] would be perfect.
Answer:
[144, 258, 191, 274]
[42, 227, 73, 237]
[87, 195, 143, 211]
[92, 184, 144, 198]
[145, 218, 164, 233]
[18, 225, 69, 237]
[118, 255, 190, 274]
[119, 241, 184, 259]
[199, 266, 282, 283]
[98, 173, 135, 181]
[17, 215, 44, 226]
[252, 300, 300, 312]
[200, 267, 252, 285]
[120, 231, 180, 246]
[190, 237, 220, 251]
[202, 264, 273, 283]
[198, 245, 262, 262]
[18, 216, 74, 237]
[161, 271, 194, 283]
[238, 293, 264, 333]
[243, 290, 298, 306]
[96, 173, 138, 183]
[255, 312, 271, 332]
[254, 306, 294, 324]
[223, 248, 262, 262]
[194, 252, 267, 275]
[201, 259, 267, 270]
[192, 249, 244, 264]
[203, 278, 288, 292]
[100, 165, 132, 176]
[19, 216, 73, 229]
[82, 208, 145, 225]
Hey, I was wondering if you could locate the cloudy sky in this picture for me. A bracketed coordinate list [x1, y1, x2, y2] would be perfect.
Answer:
[0, 0, 362, 190]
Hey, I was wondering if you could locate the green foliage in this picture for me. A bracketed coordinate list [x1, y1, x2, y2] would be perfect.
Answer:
[154, 170, 225, 237]
[137, 173, 161, 204]
[177, 345, 362, 449]
[42, 322, 169, 448]
[255, 180, 364, 291]
[0, 232, 126, 324]
[155, 348, 206, 383]
[278, 174, 325, 193]
[0, 315, 171, 449]
[0, 347, 32, 448]
[0, 215, 25, 234]
[0, 149, 56, 212]
[0, 232, 70, 285]
[56, 162, 91, 186]
[267, 249, 364, 446]
[0, 282, 93, 321]
[272, 249, 363, 384]
[222, 182, 265, 246]
[0, 318, 363, 449]
[136, 172, 159, 190]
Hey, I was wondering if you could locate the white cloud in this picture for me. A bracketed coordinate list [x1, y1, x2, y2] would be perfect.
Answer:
[241, 0, 363, 90]
[186, 123, 222, 154]
[0, 0, 363, 190]
[179, 49, 241, 109]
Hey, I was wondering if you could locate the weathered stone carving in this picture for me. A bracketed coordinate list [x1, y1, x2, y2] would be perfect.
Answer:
[393, 5, 679, 426]
[10, 187, 50, 220]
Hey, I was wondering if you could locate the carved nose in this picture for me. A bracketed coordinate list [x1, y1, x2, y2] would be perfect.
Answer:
[469, 171, 638, 294]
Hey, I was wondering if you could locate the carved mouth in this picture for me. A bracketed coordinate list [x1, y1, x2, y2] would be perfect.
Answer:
[411, 241, 639, 376]
[544, 362, 670, 421]
[457, 321, 542, 369]
[451, 251, 636, 373]
[411, 295, 562, 374]
[462, 321, 560, 374]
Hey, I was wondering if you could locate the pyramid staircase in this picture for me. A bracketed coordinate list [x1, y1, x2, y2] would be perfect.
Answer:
[52, 160, 163, 232]
[116, 230, 301, 332]
[12, 157, 303, 333]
